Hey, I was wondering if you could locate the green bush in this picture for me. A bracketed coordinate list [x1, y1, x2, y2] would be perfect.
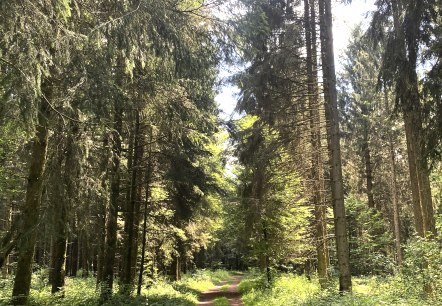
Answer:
[0, 269, 232, 306]
[400, 236, 442, 302]
[238, 271, 436, 306]
[144, 281, 196, 306]
[346, 196, 394, 275]
[239, 272, 320, 306]
[213, 297, 230, 306]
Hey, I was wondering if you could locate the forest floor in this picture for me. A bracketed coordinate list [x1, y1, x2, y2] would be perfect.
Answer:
[1, 269, 441, 305]
[237, 270, 441, 306]
[197, 274, 243, 306]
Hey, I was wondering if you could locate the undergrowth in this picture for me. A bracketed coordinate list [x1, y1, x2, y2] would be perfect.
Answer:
[0, 269, 231, 306]
[213, 297, 230, 306]
[238, 269, 441, 306]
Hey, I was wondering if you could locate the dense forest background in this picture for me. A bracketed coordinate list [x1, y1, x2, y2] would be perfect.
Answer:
[1, 0, 442, 305]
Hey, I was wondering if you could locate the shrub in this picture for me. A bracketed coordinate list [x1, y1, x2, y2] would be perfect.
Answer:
[400, 236, 442, 302]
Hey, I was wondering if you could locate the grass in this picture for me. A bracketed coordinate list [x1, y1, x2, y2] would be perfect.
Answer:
[4, 268, 437, 306]
[220, 283, 230, 292]
[213, 297, 230, 306]
[238, 270, 439, 306]
[0, 269, 232, 306]
[147, 269, 231, 306]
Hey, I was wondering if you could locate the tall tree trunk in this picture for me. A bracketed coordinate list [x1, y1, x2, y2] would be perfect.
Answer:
[403, 113, 425, 236]
[403, 109, 436, 236]
[70, 229, 79, 277]
[361, 115, 375, 210]
[120, 112, 134, 292]
[262, 224, 271, 283]
[50, 155, 67, 294]
[318, 0, 352, 292]
[50, 182, 68, 294]
[176, 257, 182, 281]
[130, 124, 144, 282]
[121, 111, 144, 293]
[405, 1, 435, 237]
[12, 92, 50, 305]
[96, 135, 109, 286]
[1, 203, 12, 276]
[51, 125, 79, 293]
[100, 102, 123, 302]
[137, 126, 153, 295]
[391, 0, 436, 238]
[169, 255, 182, 282]
[0, 218, 19, 270]
[304, 0, 330, 288]
[79, 232, 89, 277]
[389, 138, 403, 264]
[384, 89, 403, 265]
[390, 0, 423, 237]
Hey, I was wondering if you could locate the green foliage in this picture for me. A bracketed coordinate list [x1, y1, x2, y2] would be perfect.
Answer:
[137, 270, 230, 306]
[213, 297, 230, 306]
[431, 167, 442, 228]
[177, 270, 231, 292]
[238, 271, 319, 305]
[0, 277, 100, 306]
[345, 196, 394, 275]
[400, 236, 442, 302]
[0, 277, 13, 306]
[0, 120, 27, 203]
[238, 270, 439, 305]
[423, 29, 442, 161]
[0, 270, 232, 305]
[225, 116, 312, 270]
[144, 282, 197, 306]
[220, 283, 230, 292]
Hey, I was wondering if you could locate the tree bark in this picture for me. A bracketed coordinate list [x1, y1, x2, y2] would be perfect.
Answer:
[262, 224, 271, 283]
[51, 125, 79, 293]
[50, 187, 68, 294]
[120, 112, 134, 292]
[390, 0, 436, 238]
[96, 135, 109, 286]
[82, 233, 91, 277]
[138, 126, 153, 295]
[404, 0, 435, 237]
[50, 158, 67, 294]
[169, 255, 182, 282]
[390, 0, 423, 236]
[100, 102, 123, 302]
[361, 114, 375, 210]
[403, 109, 436, 236]
[71, 232, 79, 277]
[384, 89, 403, 265]
[0, 219, 19, 270]
[304, 0, 330, 288]
[1, 203, 12, 276]
[121, 111, 144, 293]
[12, 92, 50, 305]
[319, 0, 352, 292]
[403, 110, 425, 236]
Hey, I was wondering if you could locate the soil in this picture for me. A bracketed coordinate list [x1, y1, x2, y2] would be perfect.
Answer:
[197, 275, 244, 306]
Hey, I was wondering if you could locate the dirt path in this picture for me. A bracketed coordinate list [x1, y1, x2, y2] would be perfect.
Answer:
[197, 275, 244, 306]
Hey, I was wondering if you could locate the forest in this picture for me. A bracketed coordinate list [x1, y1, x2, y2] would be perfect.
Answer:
[0, 0, 442, 305]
